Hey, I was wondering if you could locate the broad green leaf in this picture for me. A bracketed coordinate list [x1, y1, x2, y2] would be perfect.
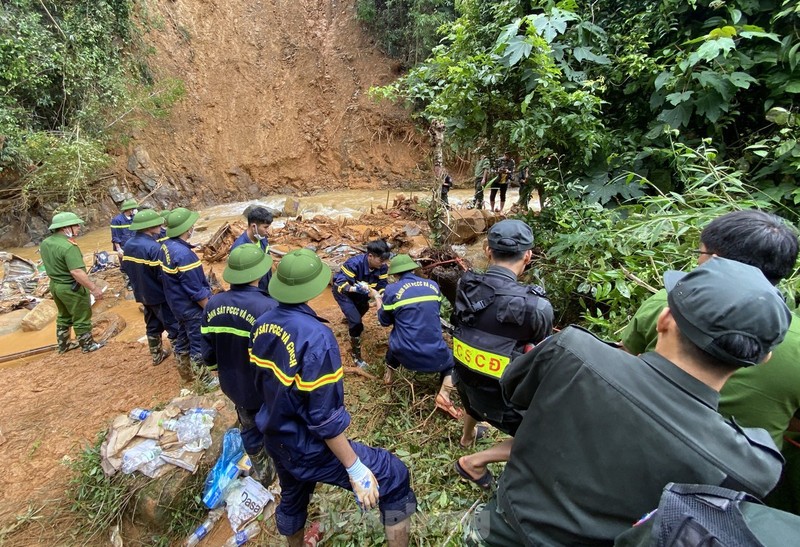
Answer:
[654, 71, 671, 91]
[766, 107, 792, 125]
[709, 26, 737, 39]
[666, 91, 693, 106]
[786, 81, 800, 93]
[501, 36, 533, 67]
[696, 37, 735, 61]
[739, 30, 781, 43]
[729, 72, 757, 89]
[657, 103, 692, 128]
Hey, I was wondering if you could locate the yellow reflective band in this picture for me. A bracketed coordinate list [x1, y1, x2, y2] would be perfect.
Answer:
[249, 350, 343, 392]
[378, 274, 388, 279]
[157, 237, 168, 242]
[200, 325, 251, 338]
[111, 223, 131, 229]
[161, 260, 202, 274]
[122, 256, 161, 267]
[452, 337, 510, 379]
[381, 294, 440, 311]
[341, 265, 356, 278]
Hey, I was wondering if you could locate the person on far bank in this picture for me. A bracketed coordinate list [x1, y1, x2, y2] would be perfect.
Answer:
[251, 249, 416, 547]
[440, 173, 453, 210]
[230, 206, 273, 294]
[451, 220, 553, 489]
[490, 151, 514, 213]
[332, 240, 391, 368]
[110, 198, 138, 254]
[159, 207, 212, 383]
[472, 155, 491, 210]
[201, 244, 278, 484]
[121, 209, 181, 366]
[40, 212, 105, 354]
[376, 254, 463, 419]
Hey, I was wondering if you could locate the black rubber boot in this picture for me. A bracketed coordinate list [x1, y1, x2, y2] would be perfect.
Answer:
[176, 352, 195, 382]
[146, 335, 171, 366]
[78, 332, 104, 353]
[56, 326, 78, 354]
[248, 448, 276, 486]
[350, 336, 367, 368]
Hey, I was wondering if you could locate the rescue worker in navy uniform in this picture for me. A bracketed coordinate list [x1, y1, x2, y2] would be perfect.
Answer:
[159, 207, 212, 383]
[251, 249, 416, 547]
[230, 206, 273, 294]
[121, 209, 182, 366]
[201, 244, 277, 484]
[110, 198, 138, 253]
[466, 258, 789, 546]
[452, 219, 553, 489]
[331, 240, 391, 368]
[376, 254, 462, 419]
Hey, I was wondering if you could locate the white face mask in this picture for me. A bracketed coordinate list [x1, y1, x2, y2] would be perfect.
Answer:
[64, 228, 73, 238]
[251, 224, 264, 241]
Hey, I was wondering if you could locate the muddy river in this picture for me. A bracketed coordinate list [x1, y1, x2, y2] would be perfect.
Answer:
[0, 187, 521, 365]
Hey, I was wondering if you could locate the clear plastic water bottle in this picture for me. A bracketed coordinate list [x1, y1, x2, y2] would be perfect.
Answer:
[184, 507, 225, 547]
[121, 444, 162, 474]
[129, 408, 151, 421]
[185, 407, 218, 417]
[202, 460, 242, 509]
[222, 521, 261, 546]
[176, 413, 214, 444]
[159, 418, 179, 431]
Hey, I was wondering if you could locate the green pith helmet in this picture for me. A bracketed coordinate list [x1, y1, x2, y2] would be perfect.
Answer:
[165, 207, 199, 238]
[130, 209, 165, 231]
[224, 243, 273, 285]
[388, 254, 420, 275]
[120, 198, 139, 212]
[158, 209, 171, 220]
[49, 211, 85, 231]
[268, 248, 331, 304]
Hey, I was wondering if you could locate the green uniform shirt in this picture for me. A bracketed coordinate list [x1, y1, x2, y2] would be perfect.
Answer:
[621, 289, 800, 449]
[473, 157, 490, 179]
[40, 233, 86, 284]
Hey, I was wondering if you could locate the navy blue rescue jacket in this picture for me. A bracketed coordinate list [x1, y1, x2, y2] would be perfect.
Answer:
[121, 232, 166, 305]
[202, 285, 277, 408]
[251, 303, 351, 466]
[378, 272, 453, 372]
[159, 238, 211, 319]
[332, 253, 388, 296]
[110, 212, 135, 249]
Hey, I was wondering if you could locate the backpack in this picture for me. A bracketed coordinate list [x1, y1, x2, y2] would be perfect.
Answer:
[614, 483, 800, 546]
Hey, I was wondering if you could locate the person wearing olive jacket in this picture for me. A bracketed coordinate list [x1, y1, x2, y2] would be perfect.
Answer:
[40, 211, 105, 353]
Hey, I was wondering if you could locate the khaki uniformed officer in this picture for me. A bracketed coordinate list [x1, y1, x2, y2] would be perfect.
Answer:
[40, 211, 104, 353]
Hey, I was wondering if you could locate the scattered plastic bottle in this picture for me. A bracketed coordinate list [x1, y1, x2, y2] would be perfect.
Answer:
[184, 507, 225, 547]
[202, 460, 242, 509]
[160, 418, 179, 431]
[121, 444, 162, 474]
[128, 408, 151, 421]
[185, 407, 218, 417]
[176, 413, 214, 444]
[222, 521, 261, 546]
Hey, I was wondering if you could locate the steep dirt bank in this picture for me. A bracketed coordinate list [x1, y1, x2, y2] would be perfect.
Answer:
[1, 0, 430, 248]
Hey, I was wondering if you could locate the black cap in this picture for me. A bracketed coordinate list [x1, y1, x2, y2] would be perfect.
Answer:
[487, 220, 534, 252]
[665, 257, 791, 367]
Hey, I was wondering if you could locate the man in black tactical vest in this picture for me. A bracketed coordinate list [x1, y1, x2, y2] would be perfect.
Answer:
[451, 220, 554, 489]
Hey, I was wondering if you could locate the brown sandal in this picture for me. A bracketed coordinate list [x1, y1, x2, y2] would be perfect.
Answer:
[435, 393, 464, 420]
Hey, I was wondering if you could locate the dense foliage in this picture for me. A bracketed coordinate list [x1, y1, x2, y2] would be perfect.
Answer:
[373, 0, 800, 334]
[355, 0, 456, 65]
[0, 0, 183, 211]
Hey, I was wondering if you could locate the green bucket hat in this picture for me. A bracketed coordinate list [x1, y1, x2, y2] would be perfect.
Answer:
[224, 244, 273, 285]
[49, 211, 85, 231]
[165, 207, 199, 238]
[388, 254, 420, 275]
[268, 248, 331, 304]
[120, 198, 139, 212]
[130, 209, 165, 231]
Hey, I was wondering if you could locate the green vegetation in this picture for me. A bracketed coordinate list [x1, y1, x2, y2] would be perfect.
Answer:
[371, 0, 800, 335]
[0, 0, 183, 212]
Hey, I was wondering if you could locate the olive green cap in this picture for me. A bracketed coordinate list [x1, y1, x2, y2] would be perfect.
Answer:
[224, 244, 273, 285]
[388, 254, 420, 275]
[268, 248, 331, 304]
[130, 209, 165, 231]
[665, 257, 791, 367]
[165, 207, 199, 238]
[49, 211, 85, 231]
[120, 198, 139, 212]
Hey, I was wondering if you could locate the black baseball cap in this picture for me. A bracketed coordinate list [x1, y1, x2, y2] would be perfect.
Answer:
[665, 257, 791, 367]
[487, 220, 534, 252]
